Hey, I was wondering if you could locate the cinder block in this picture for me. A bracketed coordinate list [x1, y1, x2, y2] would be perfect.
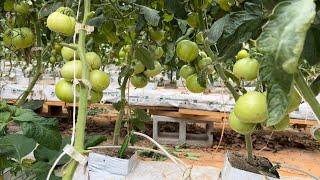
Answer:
[152, 115, 213, 146]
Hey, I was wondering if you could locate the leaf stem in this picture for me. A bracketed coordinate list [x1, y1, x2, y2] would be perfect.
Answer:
[294, 71, 320, 123]
[245, 134, 254, 164]
[62, 1, 91, 179]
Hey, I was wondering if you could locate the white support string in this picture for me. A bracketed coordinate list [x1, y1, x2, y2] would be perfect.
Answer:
[46, 1, 82, 179]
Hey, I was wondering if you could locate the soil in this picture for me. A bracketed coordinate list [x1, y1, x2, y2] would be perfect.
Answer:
[93, 147, 136, 159]
[228, 152, 280, 178]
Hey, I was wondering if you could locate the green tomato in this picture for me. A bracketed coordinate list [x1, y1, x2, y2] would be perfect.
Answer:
[133, 61, 145, 74]
[61, 45, 78, 61]
[287, 88, 302, 112]
[54, 43, 62, 52]
[271, 115, 290, 131]
[55, 79, 75, 103]
[199, 51, 208, 58]
[131, 74, 149, 88]
[4, 0, 14, 11]
[123, 45, 132, 53]
[229, 111, 256, 135]
[198, 57, 212, 69]
[179, 65, 196, 79]
[60, 60, 82, 81]
[118, 49, 126, 59]
[90, 90, 103, 103]
[176, 40, 199, 62]
[233, 58, 259, 81]
[186, 74, 205, 93]
[90, 70, 110, 91]
[149, 28, 165, 42]
[235, 49, 249, 60]
[50, 57, 56, 64]
[86, 52, 101, 70]
[143, 61, 162, 77]
[186, 12, 199, 28]
[155, 47, 164, 60]
[3, 27, 34, 50]
[47, 11, 76, 36]
[14, 2, 29, 14]
[234, 91, 268, 123]
[196, 32, 204, 44]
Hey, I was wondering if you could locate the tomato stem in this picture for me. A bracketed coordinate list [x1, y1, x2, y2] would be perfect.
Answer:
[197, 7, 240, 100]
[15, 13, 43, 107]
[294, 71, 320, 123]
[62, 1, 91, 179]
[245, 134, 254, 164]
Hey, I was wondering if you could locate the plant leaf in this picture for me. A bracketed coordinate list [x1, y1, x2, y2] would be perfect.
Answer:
[0, 134, 36, 162]
[118, 134, 131, 159]
[138, 5, 160, 26]
[85, 135, 106, 148]
[256, 0, 316, 73]
[206, 15, 230, 44]
[21, 100, 44, 110]
[135, 45, 155, 69]
[38, 2, 63, 18]
[164, 0, 187, 19]
[310, 75, 320, 96]
[12, 110, 62, 150]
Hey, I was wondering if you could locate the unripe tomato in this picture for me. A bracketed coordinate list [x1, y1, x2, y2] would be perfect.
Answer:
[271, 115, 290, 131]
[233, 58, 259, 81]
[60, 60, 82, 81]
[179, 65, 196, 79]
[176, 40, 199, 62]
[89, 70, 110, 91]
[55, 79, 75, 103]
[86, 52, 101, 70]
[234, 91, 268, 123]
[133, 61, 145, 74]
[54, 43, 62, 52]
[155, 47, 164, 59]
[4, 0, 14, 11]
[131, 74, 148, 88]
[186, 74, 205, 93]
[144, 61, 162, 77]
[51, 49, 57, 55]
[186, 12, 200, 28]
[123, 45, 132, 53]
[90, 90, 103, 103]
[47, 11, 76, 36]
[61, 45, 78, 61]
[199, 51, 208, 58]
[196, 32, 204, 44]
[229, 111, 256, 135]
[149, 28, 165, 42]
[198, 57, 212, 69]
[14, 2, 29, 14]
[3, 27, 34, 50]
[50, 57, 56, 64]
[287, 88, 302, 112]
[235, 49, 249, 60]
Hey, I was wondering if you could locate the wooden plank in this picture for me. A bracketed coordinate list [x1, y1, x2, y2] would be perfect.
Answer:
[149, 110, 224, 122]
[179, 108, 227, 116]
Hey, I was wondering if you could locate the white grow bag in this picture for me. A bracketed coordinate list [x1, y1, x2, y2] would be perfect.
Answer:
[221, 152, 279, 180]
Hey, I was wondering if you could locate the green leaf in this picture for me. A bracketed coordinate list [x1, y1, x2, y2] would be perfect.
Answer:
[118, 134, 131, 159]
[26, 161, 61, 180]
[138, 5, 160, 26]
[118, 65, 134, 86]
[163, 13, 174, 22]
[260, 56, 293, 126]
[38, 2, 63, 18]
[0, 134, 36, 162]
[133, 109, 151, 122]
[164, 0, 187, 19]
[34, 137, 70, 165]
[301, 27, 320, 65]
[310, 75, 320, 96]
[84, 135, 106, 148]
[88, 14, 106, 27]
[21, 100, 44, 110]
[256, 0, 316, 73]
[13, 110, 62, 150]
[135, 45, 155, 69]
[207, 15, 230, 44]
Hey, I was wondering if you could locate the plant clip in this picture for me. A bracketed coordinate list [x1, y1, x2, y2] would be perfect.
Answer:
[31, 47, 43, 51]
[75, 23, 94, 34]
[63, 144, 88, 165]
